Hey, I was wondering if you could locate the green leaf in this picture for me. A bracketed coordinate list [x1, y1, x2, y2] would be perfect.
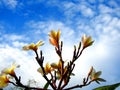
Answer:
[93, 82, 120, 90]
[94, 78, 106, 84]
[71, 73, 75, 76]
[95, 80, 100, 84]
[97, 78, 106, 82]
[44, 80, 52, 89]
[44, 82, 49, 89]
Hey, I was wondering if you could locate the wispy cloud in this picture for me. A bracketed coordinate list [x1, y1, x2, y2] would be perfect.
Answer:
[0, 0, 18, 9]
[24, 20, 75, 42]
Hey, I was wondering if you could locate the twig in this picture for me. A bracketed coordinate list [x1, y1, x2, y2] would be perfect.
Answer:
[35, 50, 56, 90]
[10, 74, 47, 90]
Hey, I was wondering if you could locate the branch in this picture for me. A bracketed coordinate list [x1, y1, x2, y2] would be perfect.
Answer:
[10, 74, 47, 90]
[63, 67, 94, 90]
[35, 50, 56, 90]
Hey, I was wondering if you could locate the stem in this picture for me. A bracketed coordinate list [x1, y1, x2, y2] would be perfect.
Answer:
[63, 79, 93, 90]
[60, 46, 84, 89]
[63, 67, 93, 90]
[34, 50, 56, 90]
[57, 42, 66, 90]
[10, 74, 46, 90]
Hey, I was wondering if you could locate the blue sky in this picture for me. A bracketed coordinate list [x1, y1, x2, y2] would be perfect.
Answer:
[0, 0, 120, 90]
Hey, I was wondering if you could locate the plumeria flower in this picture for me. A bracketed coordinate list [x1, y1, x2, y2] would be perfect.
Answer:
[51, 60, 68, 73]
[22, 40, 44, 51]
[51, 61, 61, 79]
[49, 30, 61, 48]
[0, 74, 9, 88]
[90, 67, 106, 84]
[81, 34, 94, 49]
[2, 63, 20, 76]
[51, 60, 63, 75]
[51, 60, 69, 80]
[51, 60, 62, 70]
[37, 63, 53, 75]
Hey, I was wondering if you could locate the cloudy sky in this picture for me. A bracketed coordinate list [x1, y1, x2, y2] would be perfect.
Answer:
[0, 0, 120, 90]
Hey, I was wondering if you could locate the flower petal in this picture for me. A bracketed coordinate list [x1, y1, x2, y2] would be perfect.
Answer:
[0, 75, 9, 88]
[36, 41, 44, 47]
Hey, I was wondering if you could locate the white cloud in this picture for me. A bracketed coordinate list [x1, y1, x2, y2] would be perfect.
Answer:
[46, 1, 95, 20]
[0, 34, 29, 49]
[3, 34, 24, 41]
[1, 0, 18, 9]
[79, 4, 95, 17]
[63, 1, 94, 18]
[108, 0, 119, 8]
[0, 44, 46, 88]
[99, 3, 120, 16]
[93, 15, 120, 40]
[25, 20, 75, 43]
[99, 4, 113, 14]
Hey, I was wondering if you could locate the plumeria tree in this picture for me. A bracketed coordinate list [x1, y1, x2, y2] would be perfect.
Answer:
[1, 30, 119, 90]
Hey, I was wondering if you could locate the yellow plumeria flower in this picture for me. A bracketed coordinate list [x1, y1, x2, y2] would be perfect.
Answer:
[89, 67, 106, 84]
[22, 40, 44, 51]
[51, 60, 62, 70]
[51, 60, 73, 81]
[81, 34, 94, 49]
[0, 74, 9, 88]
[51, 60, 67, 78]
[37, 63, 52, 75]
[49, 30, 61, 48]
[2, 63, 19, 76]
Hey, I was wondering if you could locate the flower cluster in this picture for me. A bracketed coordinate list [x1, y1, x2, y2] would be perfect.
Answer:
[0, 63, 19, 88]
[0, 30, 106, 90]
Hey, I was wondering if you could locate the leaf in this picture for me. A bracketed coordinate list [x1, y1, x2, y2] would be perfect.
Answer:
[93, 82, 120, 90]
[44, 82, 50, 89]
[56, 76, 60, 80]
[43, 79, 52, 89]
[94, 78, 106, 84]
[95, 80, 100, 84]
[71, 73, 75, 76]
[97, 78, 106, 82]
